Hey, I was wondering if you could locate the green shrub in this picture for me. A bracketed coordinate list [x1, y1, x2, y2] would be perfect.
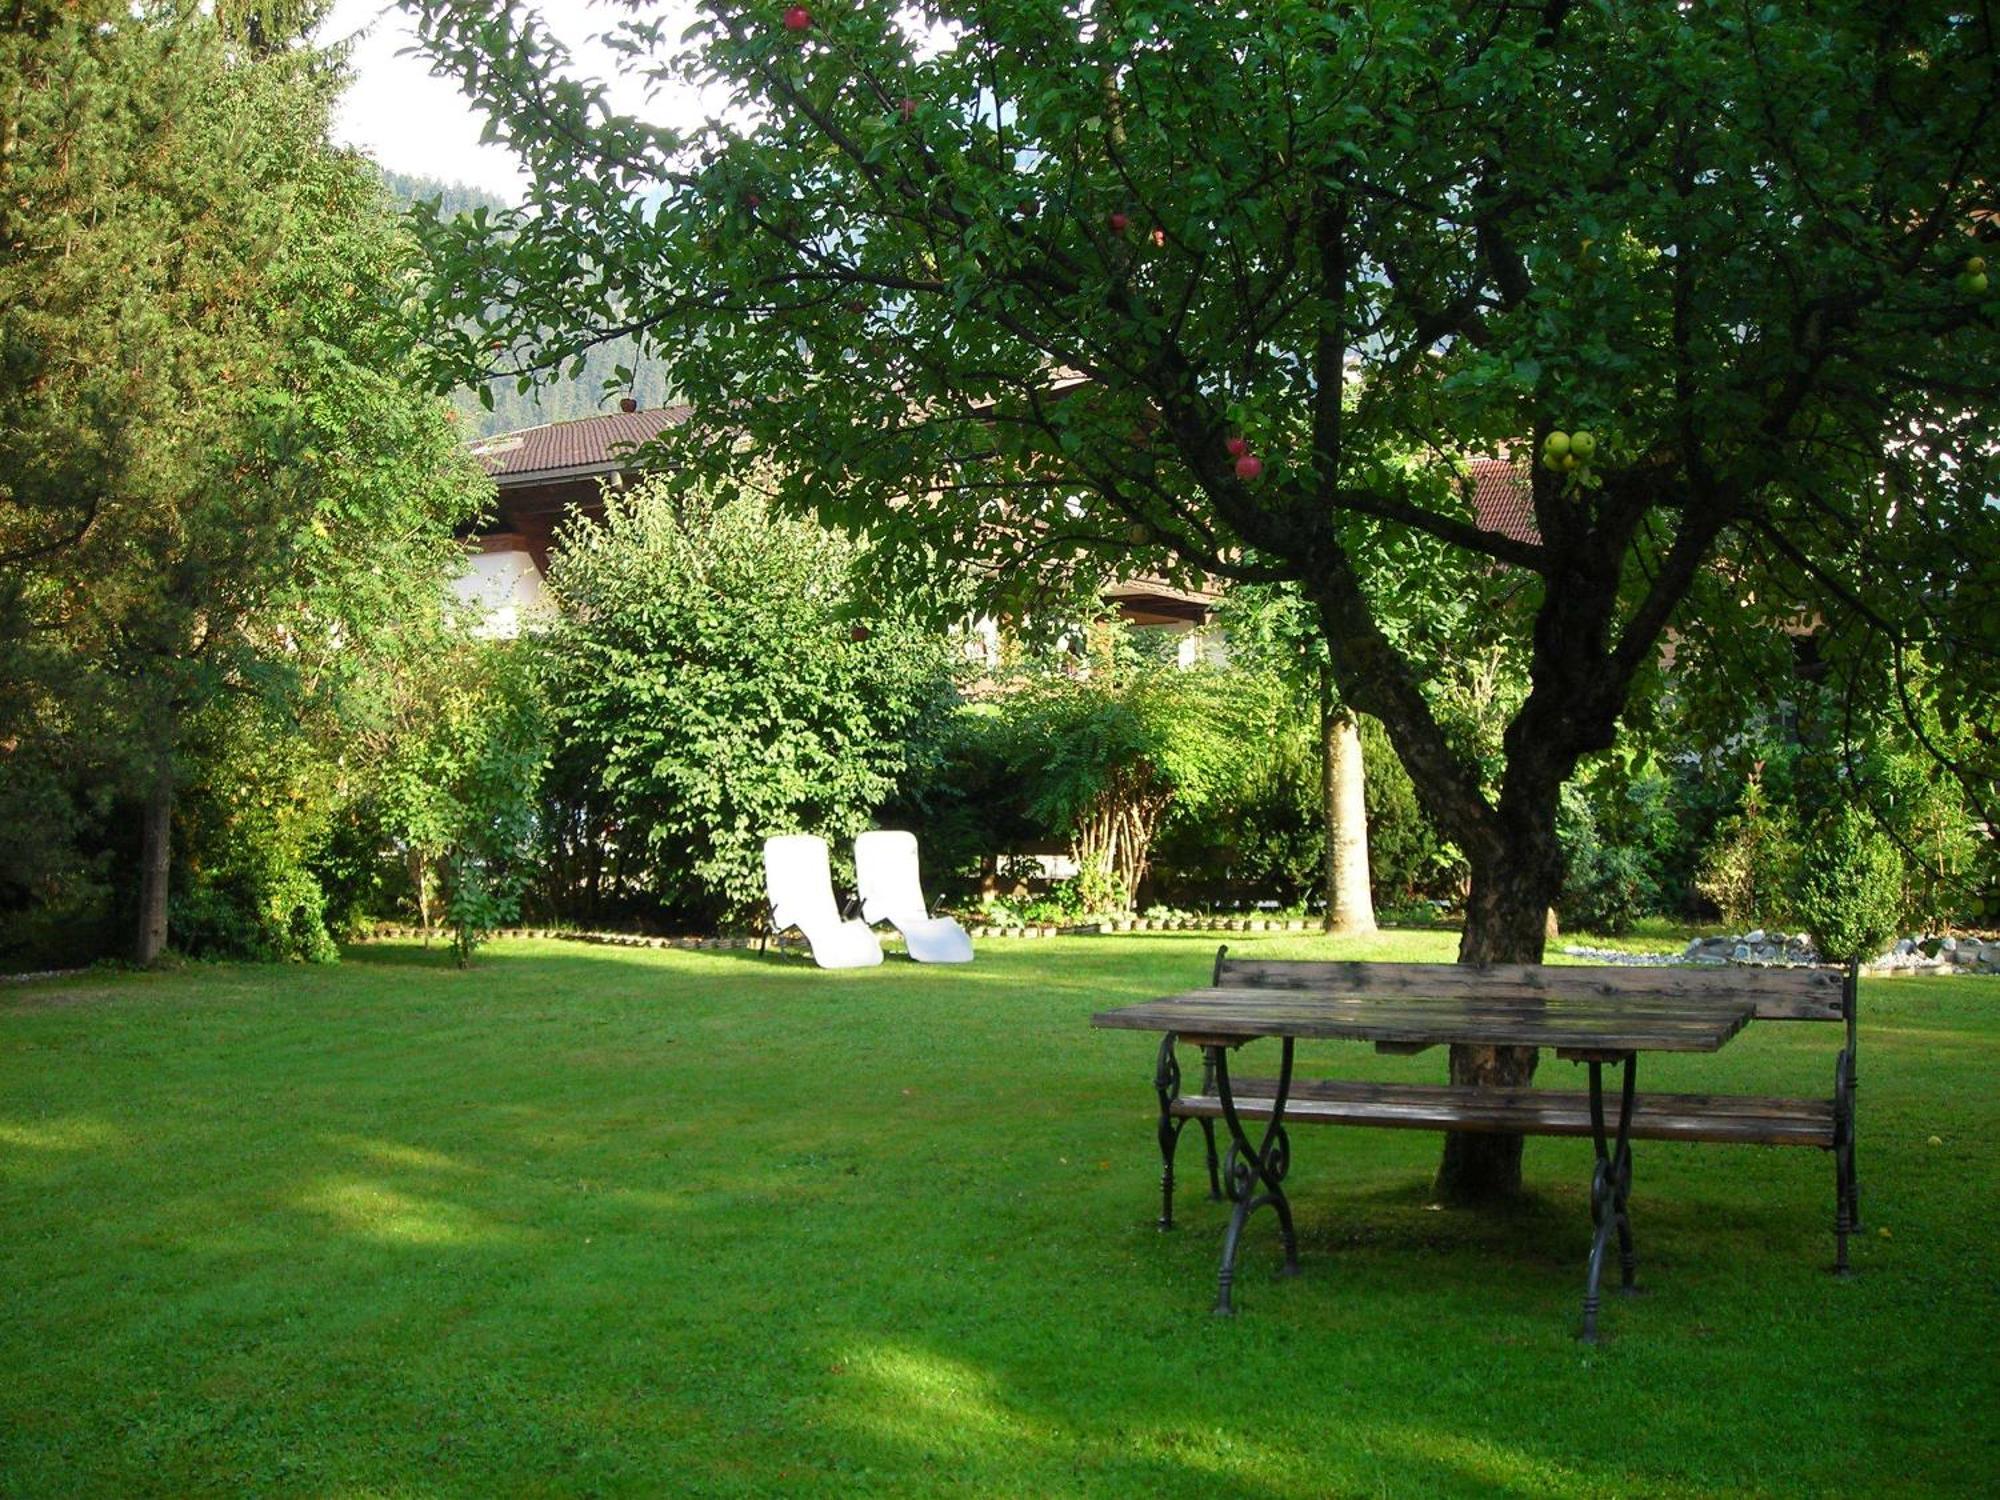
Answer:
[1695, 772, 1800, 930]
[1362, 719, 1466, 907]
[374, 640, 548, 965]
[540, 477, 957, 930]
[1558, 782, 1658, 935]
[1793, 806, 1906, 963]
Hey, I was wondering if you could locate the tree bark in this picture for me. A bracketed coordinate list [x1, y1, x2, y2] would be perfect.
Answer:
[1432, 803, 1567, 1207]
[134, 762, 173, 965]
[1320, 670, 1376, 936]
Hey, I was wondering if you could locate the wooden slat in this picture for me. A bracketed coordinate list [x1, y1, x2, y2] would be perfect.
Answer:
[1170, 1079, 1835, 1147]
[1092, 990, 1754, 1052]
[1107, 990, 1755, 1025]
[1210, 958, 1847, 1021]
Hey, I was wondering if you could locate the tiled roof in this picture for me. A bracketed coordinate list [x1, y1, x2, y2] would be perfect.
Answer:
[1465, 458, 1539, 544]
[469, 405, 694, 481]
[469, 406, 1541, 553]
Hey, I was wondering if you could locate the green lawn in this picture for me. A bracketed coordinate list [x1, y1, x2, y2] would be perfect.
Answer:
[3, 933, 1995, 1497]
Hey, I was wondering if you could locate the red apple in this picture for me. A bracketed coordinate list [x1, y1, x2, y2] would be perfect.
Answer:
[744, 192, 761, 211]
[898, 97, 917, 122]
[1108, 210, 1130, 234]
[782, 6, 811, 32]
[1234, 454, 1263, 480]
[1150, 227, 1166, 248]
[1224, 435, 1248, 457]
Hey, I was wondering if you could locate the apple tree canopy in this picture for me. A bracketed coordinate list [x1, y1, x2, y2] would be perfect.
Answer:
[407, 0, 1999, 1195]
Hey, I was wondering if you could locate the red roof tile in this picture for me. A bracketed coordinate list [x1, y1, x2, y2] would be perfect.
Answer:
[469, 405, 694, 481]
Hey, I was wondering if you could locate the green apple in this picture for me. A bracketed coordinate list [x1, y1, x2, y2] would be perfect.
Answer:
[1966, 256, 1987, 274]
[1560, 453, 1579, 472]
[1544, 430, 1572, 457]
[1962, 271, 1990, 295]
[1569, 430, 1597, 461]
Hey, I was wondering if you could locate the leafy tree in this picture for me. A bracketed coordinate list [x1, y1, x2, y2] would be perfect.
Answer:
[0, 2, 488, 963]
[539, 475, 958, 929]
[1215, 586, 1378, 934]
[407, 0, 2000, 1202]
[371, 640, 548, 965]
[990, 624, 1271, 913]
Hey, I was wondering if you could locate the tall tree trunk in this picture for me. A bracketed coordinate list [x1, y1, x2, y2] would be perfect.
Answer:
[134, 760, 173, 965]
[1433, 806, 1566, 1207]
[1320, 670, 1376, 936]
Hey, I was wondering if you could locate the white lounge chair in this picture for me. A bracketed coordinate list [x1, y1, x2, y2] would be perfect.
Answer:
[763, 835, 883, 969]
[854, 830, 974, 964]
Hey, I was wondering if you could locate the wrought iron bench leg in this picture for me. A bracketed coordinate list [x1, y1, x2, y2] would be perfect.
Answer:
[1580, 1054, 1638, 1343]
[1150, 1037, 1226, 1230]
[1154, 1034, 1187, 1230]
[1212, 1037, 1300, 1316]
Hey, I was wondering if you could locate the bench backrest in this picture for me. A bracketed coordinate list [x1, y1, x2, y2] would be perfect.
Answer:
[1212, 951, 1854, 1023]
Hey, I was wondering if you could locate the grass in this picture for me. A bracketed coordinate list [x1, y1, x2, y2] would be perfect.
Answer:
[3, 931, 1995, 1497]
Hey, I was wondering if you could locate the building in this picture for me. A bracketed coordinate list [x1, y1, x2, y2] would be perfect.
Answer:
[453, 405, 1537, 642]
[453, 403, 1229, 648]
[454, 402, 693, 637]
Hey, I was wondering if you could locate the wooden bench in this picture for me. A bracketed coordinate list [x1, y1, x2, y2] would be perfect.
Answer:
[1153, 949, 1861, 1275]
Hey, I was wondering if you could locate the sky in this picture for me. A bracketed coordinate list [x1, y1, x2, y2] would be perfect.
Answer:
[321, 1, 707, 201]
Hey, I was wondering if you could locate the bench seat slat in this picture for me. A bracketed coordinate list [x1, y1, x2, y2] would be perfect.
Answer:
[1204, 959, 1847, 1020]
[1172, 1078, 1835, 1147]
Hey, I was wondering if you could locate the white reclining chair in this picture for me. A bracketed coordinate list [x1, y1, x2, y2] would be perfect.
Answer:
[763, 835, 883, 969]
[854, 830, 974, 964]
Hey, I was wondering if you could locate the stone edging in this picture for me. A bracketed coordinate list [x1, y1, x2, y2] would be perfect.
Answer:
[356, 916, 1323, 947]
[1563, 929, 2000, 975]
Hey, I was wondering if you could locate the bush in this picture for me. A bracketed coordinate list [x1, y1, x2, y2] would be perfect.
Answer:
[1695, 771, 1800, 930]
[1361, 718, 1466, 907]
[1793, 806, 1906, 963]
[541, 477, 957, 929]
[874, 702, 1033, 909]
[373, 640, 549, 965]
[1559, 781, 1658, 935]
[168, 697, 348, 964]
[988, 632, 1275, 914]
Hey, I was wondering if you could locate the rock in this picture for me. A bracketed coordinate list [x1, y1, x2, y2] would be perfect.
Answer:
[1731, 943, 1752, 962]
[1938, 935, 1958, 953]
[1745, 929, 1766, 945]
[1894, 938, 1917, 956]
[1685, 939, 1705, 957]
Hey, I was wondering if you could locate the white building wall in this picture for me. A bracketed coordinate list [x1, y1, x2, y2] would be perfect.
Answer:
[452, 548, 552, 640]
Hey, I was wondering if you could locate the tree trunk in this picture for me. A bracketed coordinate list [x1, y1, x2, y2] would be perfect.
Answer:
[1433, 821, 1566, 1207]
[134, 763, 173, 965]
[410, 849, 433, 940]
[1320, 672, 1376, 936]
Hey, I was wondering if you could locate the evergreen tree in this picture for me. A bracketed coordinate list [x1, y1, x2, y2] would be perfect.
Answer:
[0, 1, 487, 964]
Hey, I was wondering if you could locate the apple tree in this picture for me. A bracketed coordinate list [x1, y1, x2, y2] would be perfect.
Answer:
[407, 0, 1999, 1202]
